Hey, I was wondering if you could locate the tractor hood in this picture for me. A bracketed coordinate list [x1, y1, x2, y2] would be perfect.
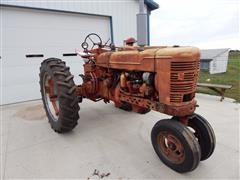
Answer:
[96, 46, 200, 72]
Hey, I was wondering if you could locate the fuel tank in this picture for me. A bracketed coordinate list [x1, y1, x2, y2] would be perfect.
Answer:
[96, 46, 200, 72]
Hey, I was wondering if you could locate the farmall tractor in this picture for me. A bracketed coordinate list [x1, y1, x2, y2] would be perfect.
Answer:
[39, 33, 215, 173]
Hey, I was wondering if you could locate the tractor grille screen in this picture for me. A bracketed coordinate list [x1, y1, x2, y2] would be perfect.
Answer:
[170, 61, 199, 103]
[170, 61, 199, 71]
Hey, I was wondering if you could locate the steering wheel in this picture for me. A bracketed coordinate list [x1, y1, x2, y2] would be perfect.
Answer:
[81, 33, 103, 51]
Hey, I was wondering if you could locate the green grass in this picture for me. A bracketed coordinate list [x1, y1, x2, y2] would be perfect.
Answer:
[197, 52, 240, 102]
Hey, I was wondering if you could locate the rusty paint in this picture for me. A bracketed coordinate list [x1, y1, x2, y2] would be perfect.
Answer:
[46, 78, 60, 116]
[157, 132, 185, 164]
[75, 42, 200, 119]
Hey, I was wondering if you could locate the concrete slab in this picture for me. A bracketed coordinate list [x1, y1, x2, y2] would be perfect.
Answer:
[1, 94, 239, 179]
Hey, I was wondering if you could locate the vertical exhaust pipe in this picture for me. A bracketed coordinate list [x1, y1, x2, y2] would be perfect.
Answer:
[137, 0, 148, 47]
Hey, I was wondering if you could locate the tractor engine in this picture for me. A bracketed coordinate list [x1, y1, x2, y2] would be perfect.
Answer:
[119, 71, 155, 98]
[78, 66, 155, 100]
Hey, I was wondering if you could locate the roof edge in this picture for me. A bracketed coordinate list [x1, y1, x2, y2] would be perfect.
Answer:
[144, 0, 159, 11]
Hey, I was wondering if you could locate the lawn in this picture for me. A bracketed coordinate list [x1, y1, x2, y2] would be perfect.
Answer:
[197, 51, 240, 102]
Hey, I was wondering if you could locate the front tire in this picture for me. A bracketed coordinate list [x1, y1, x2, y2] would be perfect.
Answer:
[172, 114, 216, 161]
[151, 119, 201, 173]
[188, 114, 216, 161]
[40, 58, 80, 133]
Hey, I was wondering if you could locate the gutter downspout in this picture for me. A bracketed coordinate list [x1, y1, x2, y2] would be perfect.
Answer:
[137, 0, 148, 47]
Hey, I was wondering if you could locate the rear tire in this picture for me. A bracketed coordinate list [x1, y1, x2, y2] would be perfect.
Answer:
[151, 119, 201, 173]
[39, 58, 80, 133]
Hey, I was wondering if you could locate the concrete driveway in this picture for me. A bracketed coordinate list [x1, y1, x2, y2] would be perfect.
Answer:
[1, 94, 239, 179]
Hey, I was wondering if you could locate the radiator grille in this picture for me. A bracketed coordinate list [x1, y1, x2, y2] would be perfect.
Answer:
[170, 60, 199, 103]
[171, 72, 195, 82]
[170, 82, 195, 92]
[170, 94, 182, 103]
[171, 61, 199, 71]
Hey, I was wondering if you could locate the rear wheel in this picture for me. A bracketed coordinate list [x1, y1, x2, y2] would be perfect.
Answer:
[40, 58, 80, 133]
[151, 119, 201, 173]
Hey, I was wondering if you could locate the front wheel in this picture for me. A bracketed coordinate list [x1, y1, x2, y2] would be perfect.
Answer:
[40, 58, 80, 133]
[188, 114, 216, 161]
[172, 114, 216, 161]
[151, 119, 201, 173]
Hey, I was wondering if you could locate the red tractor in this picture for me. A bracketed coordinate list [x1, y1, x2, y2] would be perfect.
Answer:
[39, 33, 215, 173]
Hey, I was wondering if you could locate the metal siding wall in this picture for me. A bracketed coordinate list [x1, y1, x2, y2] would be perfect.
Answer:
[209, 61, 213, 74]
[1, 0, 140, 46]
[215, 52, 229, 73]
[210, 51, 229, 74]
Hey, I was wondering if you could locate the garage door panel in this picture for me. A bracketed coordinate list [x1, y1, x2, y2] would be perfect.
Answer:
[2, 84, 41, 104]
[2, 66, 39, 87]
[3, 7, 110, 30]
[2, 50, 44, 67]
[2, 64, 83, 89]
[3, 27, 90, 48]
[67, 61, 84, 85]
[1, 6, 111, 105]
[3, 47, 85, 67]
[3, 10, 110, 48]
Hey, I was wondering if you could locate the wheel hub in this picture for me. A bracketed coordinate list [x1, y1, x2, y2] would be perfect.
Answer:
[158, 132, 185, 164]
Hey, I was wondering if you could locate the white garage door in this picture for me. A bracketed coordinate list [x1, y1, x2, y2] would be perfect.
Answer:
[1, 6, 111, 105]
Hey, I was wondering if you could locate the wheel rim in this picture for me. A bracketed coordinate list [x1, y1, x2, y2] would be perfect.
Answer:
[157, 132, 185, 164]
[43, 74, 60, 121]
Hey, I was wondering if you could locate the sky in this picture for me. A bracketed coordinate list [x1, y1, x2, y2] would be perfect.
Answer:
[150, 0, 239, 49]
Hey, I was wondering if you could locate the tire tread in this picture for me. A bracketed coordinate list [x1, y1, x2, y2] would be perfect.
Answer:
[39, 58, 80, 133]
